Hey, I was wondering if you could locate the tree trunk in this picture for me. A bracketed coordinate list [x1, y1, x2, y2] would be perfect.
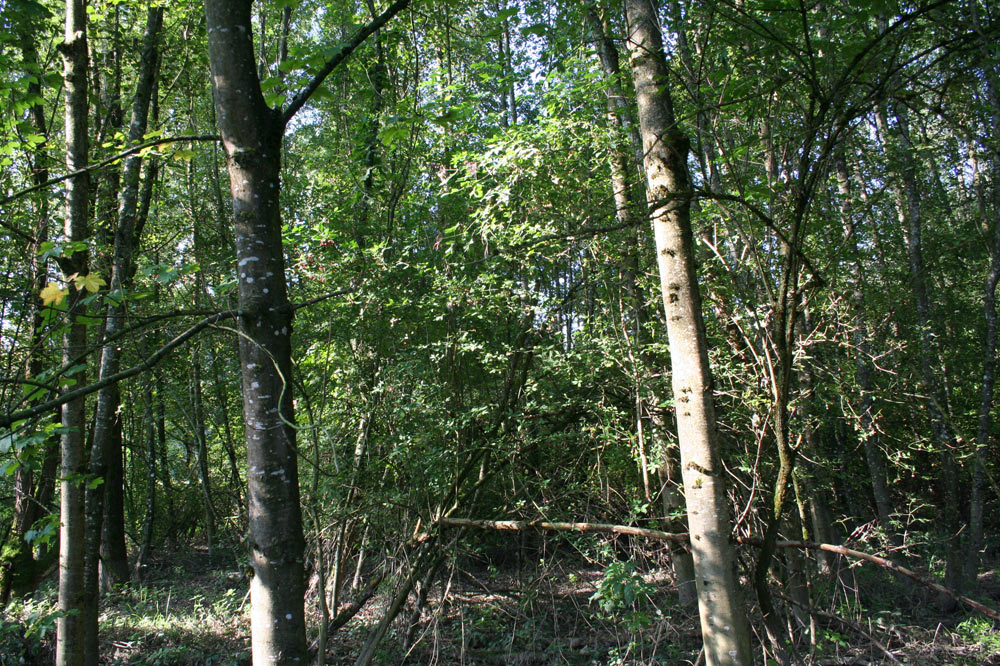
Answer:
[624, 2, 751, 664]
[101, 411, 129, 584]
[56, 0, 90, 662]
[586, 6, 696, 607]
[132, 380, 156, 580]
[192, 347, 216, 556]
[82, 11, 163, 660]
[968, 7, 1000, 586]
[834, 151, 900, 550]
[203, 0, 307, 661]
[0, 23, 58, 604]
[878, 102, 963, 606]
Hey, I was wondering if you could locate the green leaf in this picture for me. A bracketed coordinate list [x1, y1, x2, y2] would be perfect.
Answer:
[520, 23, 546, 37]
[264, 92, 287, 108]
[495, 7, 518, 22]
[310, 86, 335, 102]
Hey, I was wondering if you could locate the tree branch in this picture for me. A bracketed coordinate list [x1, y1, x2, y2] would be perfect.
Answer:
[0, 311, 236, 428]
[280, 0, 411, 126]
[438, 517, 1000, 622]
[0, 134, 220, 213]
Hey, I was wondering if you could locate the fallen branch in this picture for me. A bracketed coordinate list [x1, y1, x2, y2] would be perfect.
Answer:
[439, 517, 691, 543]
[438, 517, 1000, 622]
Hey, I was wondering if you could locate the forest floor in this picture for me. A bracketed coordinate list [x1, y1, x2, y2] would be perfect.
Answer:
[2, 545, 999, 665]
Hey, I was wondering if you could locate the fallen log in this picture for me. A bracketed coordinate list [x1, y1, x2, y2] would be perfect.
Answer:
[437, 517, 999, 622]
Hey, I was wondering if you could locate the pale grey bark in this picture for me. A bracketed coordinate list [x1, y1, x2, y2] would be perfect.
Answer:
[624, 1, 751, 663]
[56, 0, 90, 662]
[586, 6, 696, 607]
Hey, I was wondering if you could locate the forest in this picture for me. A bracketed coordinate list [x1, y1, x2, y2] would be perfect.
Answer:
[1, 0, 999, 664]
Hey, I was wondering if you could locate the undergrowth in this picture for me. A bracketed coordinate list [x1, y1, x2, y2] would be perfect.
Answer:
[0, 543, 998, 665]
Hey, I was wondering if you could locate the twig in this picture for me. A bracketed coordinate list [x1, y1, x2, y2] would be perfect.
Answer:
[0, 311, 236, 428]
[773, 589, 901, 664]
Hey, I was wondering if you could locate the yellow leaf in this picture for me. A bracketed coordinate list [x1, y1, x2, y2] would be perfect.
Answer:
[40, 282, 67, 306]
[73, 273, 106, 293]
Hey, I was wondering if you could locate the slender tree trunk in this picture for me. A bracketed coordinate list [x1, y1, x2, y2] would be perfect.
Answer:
[203, 1, 307, 661]
[212, 354, 245, 513]
[101, 410, 129, 584]
[834, 152, 900, 549]
[586, 6, 696, 607]
[154, 371, 176, 539]
[1, 24, 58, 604]
[56, 0, 90, 662]
[878, 103, 964, 605]
[192, 347, 216, 555]
[132, 380, 156, 580]
[82, 12, 162, 660]
[624, 2, 750, 663]
[968, 10, 1000, 585]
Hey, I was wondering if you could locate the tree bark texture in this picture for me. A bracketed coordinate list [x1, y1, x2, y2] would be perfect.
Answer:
[586, 6, 696, 607]
[203, 0, 307, 662]
[624, 2, 751, 664]
[56, 0, 90, 662]
[83, 11, 163, 660]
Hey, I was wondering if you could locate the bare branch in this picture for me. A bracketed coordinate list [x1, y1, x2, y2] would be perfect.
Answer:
[0, 311, 236, 428]
[0, 134, 220, 213]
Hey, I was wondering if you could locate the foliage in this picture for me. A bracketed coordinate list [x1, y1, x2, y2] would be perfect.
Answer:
[0, 0, 998, 662]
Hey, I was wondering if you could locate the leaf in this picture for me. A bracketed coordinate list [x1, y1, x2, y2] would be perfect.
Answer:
[520, 23, 547, 37]
[310, 86, 335, 102]
[264, 92, 287, 108]
[40, 282, 67, 306]
[73, 273, 106, 293]
[495, 7, 518, 22]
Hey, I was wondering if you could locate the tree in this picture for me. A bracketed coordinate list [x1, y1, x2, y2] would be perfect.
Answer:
[202, 0, 409, 660]
[55, 0, 90, 662]
[624, 1, 751, 663]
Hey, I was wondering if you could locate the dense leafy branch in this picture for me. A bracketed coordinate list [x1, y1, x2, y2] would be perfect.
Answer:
[280, 0, 411, 126]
